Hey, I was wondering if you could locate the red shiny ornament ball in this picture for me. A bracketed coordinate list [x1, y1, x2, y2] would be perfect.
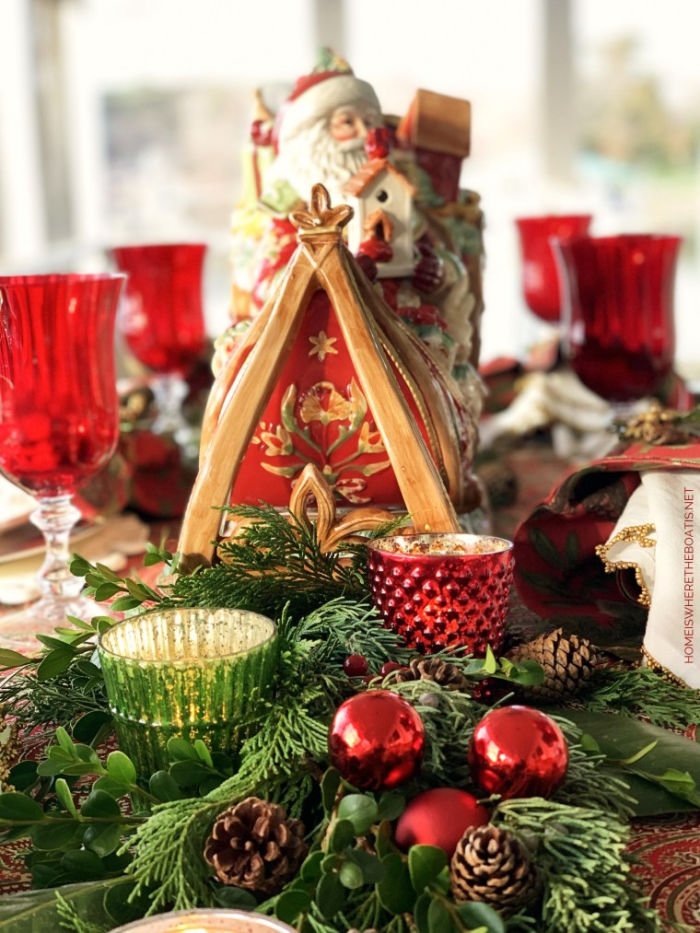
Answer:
[328, 690, 425, 790]
[343, 654, 369, 677]
[394, 788, 490, 857]
[469, 705, 568, 799]
[380, 660, 404, 677]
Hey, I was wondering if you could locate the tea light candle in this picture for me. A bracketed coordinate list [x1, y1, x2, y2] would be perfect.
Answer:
[99, 608, 278, 775]
[367, 533, 514, 655]
[109, 908, 296, 933]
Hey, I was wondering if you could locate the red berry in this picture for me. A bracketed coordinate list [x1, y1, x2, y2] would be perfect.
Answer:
[380, 661, 404, 677]
[343, 654, 369, 677]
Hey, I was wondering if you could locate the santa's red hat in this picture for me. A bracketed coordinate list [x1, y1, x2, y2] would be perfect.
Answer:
[275, 50, 380, 150]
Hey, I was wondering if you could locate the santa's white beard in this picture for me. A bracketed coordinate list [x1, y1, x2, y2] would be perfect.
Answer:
[269, 120, 368, 205]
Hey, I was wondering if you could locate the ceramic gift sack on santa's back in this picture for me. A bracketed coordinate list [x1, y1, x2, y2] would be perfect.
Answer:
[209, 50, 486, 516]
[513, 406, 700, 688]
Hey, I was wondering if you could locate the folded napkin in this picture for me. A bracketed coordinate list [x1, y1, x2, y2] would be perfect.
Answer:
[513, 424, 700, 657]
[596, 471, 699, 688]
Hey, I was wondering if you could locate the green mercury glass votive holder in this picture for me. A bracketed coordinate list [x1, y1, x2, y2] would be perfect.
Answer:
[98, 608, 278, 776]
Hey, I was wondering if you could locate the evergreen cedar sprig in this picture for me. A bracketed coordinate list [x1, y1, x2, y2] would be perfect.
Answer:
[163, 504, 401, 619]
[576, 665, 700, 732]
[493, 798, 661, 932]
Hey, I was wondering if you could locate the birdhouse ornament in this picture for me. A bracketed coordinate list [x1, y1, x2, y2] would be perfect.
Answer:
[343, 130, 416, 279]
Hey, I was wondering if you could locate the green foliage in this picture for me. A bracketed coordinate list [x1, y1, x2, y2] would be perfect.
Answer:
[261, 774, 505, 933]
[2, 506, 695, 931]
[551, 708, 700, 816]
[494, 798, 662, 932]
[576, 664, 700, 732]
[164, 504, 375, 619]
[0, 879, 131, 932]
[0, 615, 117, 730]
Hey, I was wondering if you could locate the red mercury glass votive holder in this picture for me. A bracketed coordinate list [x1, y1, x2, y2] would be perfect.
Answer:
[367, 533, 514, 655]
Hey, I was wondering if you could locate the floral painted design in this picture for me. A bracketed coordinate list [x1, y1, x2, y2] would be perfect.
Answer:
[253, 379, 390, 504]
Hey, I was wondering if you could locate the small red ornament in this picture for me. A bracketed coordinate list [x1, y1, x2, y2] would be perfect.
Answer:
[328, 690, 425, 790]
[469, 705, 568, 799]
[394, 788, 490, 857]
[343, 654, 369, 677]
[380, 660, 404, 677]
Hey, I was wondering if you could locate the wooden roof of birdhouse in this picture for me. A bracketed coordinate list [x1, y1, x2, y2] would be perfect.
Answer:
[178, 184, 463, 569]
[342, 158, 416, 198]
[397, 89, 471, 158]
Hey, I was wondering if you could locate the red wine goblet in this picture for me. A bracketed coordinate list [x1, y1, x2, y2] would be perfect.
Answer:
[111, 243, 207, 440]
[515, 214, 593, 323]
[552, 234, 681, 405]
[0, 273, 124, 640]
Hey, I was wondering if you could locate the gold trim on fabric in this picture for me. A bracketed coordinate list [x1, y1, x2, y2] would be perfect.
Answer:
[594, 523, 656, 609]
[640, 644, 689, 689]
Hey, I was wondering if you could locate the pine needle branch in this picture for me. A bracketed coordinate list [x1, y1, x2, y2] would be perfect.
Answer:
[163, 505, 399, 620]
[575, 665, 700, 732]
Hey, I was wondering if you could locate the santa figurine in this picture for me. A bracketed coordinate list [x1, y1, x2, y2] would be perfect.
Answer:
[211, 50, 487, 517]
[221, 50, 483, 395]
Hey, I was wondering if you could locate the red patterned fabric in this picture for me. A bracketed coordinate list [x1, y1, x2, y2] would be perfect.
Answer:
[513, 439, 700, 648]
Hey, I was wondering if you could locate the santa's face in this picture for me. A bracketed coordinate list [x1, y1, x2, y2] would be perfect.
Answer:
[329, 104, 380, 142]
[269, 101, 382, 204]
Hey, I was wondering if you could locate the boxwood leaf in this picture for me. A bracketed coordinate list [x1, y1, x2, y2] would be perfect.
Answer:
[83, 822, 123, 858]
[377, 853, 415, 913]
[149, 770, 184, 802]
[328, 818, 355, 853]
[427, 897, 454, 933]
[80, 790, 121, 820]
[0, 793, 44, 822]
[30, 819, 79, 850]
[316, 871, 345, 918]
[275, 889, 312, 924]
[408, 844, 448, 893]
[106, 751, 137, 786]
[337, 794, 378, 833]
[377, 791, 405, 821]
[210, 885, 257, 910]
[166, 737, 199, 761]
[321, 768, 341, 815]
[455, 901, 506, 933]
[300, 850, 324, 883]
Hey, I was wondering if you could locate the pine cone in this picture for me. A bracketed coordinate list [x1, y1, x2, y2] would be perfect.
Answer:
[204, 796, 307, 894]
[394, 656, 467, 690]
[450, 824, 538, 914]
[509, 627, 598, 701]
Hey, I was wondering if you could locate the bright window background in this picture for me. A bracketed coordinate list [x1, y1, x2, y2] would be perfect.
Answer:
[1, 0, 698, 379]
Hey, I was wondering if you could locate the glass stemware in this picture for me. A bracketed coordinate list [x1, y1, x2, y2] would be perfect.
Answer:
[515, 214, 593, 323]
[111, 243, 207, 441]
[553, 234, 681, 405]
[0, 273, 124, 639]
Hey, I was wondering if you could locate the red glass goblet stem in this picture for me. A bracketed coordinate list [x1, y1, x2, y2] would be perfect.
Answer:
[0, 273, 123, 631]
[515, 215, 593, 323]
[553, 234, 681, 403]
